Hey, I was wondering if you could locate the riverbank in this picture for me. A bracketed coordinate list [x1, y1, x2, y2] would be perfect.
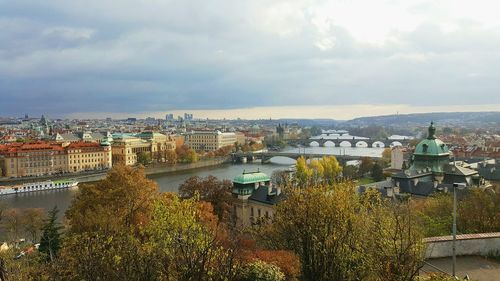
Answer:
[0, 157, 231, 186]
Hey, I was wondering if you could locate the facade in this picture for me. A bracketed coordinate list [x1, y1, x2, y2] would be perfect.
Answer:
[373, 123, 489, 197]
[67, 141, 112, 173]
[184, 131, 236, 151]
[391, 146, 405, 170]
[0, 141, 111, 177]
[111, 132, 176, 166]
[0, 142, 67, 177]
[231, 171, 284, 227]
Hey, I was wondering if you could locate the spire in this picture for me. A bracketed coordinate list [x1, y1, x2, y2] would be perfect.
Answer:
[427, 121, 436, 140]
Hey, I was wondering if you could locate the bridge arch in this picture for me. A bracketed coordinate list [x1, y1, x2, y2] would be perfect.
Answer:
[355, 141, 368, 148]
[324, 140, 336, 147]
[390, 141, 403, 147]
[265, 156, 297, 165]
[339, 141, 352, 147]
[309, 141, 320, 147]
[372, 141, 385, 148]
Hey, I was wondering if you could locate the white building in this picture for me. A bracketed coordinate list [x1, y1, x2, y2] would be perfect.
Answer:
[184, 131, 236, 151]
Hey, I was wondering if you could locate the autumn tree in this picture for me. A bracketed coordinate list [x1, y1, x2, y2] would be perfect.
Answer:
[22, 208, 46, 243]
[259, 182, 426, 281]
[179, 175, 234, 221]
[165, 149, 178, 164]
[2, 209, 23, 242]
[294, 156, 342, 187]
[238, 260, 285, 281]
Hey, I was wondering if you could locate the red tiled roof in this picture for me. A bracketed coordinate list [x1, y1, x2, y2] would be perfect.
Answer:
[67, 141, 101, 149]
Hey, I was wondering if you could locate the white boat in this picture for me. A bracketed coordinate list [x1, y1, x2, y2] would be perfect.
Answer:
[0, 179, 78, 196]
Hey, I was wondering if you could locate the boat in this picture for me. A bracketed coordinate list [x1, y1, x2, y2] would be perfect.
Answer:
[0, 179, 78, 196]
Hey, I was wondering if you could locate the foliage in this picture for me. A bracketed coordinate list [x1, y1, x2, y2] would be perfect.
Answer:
[178, 175, 234, 221]
[358, 157, 374, 177]
[165, 149, 178, 164]
[371, 162, 384, 182]
[145, 196, 239, 281]
[39, 207, 63, 262]
[52, 165, 239, 281]
[66, 165, 158, 233]
[176, 145, 199, 163]
[382, 147, 392, 162]
[259, 182, 425, 281]
[294, 156, 342, 187]
[412, 189, 500, 237]
[0, 249, 50, 281]
[238, 260, 285, 281]
[271, 170, 292, 187]
[342, 165, 359, 179]
[137, 151, 152, 165]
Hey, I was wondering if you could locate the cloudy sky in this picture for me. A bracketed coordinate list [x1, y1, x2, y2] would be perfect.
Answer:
[1, 0, 500, 119]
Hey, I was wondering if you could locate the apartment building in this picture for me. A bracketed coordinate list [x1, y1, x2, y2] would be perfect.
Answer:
[67, 141, 112, 172]
[0, 142, 68, 177]
[184, 131, 236, 151]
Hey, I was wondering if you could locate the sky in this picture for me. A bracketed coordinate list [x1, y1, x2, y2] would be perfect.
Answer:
[1, 0, 500, 120]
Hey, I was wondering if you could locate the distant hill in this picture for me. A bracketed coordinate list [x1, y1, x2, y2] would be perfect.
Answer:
[345, 112, 500, 127]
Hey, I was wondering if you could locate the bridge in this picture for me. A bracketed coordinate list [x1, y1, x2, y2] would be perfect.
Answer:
[231, 151, 381, 164]
[285, 138, 411, 148]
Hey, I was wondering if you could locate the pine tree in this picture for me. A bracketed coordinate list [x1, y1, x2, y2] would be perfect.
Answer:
[39, 206, 63, 262]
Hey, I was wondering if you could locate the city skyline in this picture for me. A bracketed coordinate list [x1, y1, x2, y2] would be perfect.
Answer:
[2, 0, 500, 117]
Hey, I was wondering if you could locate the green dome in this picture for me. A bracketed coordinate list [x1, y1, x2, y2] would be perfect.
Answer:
[233, 171, 270, 185]
[414, 122, 450, 156]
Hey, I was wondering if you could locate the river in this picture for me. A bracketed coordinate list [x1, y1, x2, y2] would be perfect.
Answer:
[0, 146, 384, 214]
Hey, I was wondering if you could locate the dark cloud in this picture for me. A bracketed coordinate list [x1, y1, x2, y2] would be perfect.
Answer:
[1, 0, 500, 117]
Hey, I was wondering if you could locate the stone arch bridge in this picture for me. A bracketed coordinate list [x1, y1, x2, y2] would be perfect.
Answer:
[231, 152, 381, 164]
[286, 138, 410, 148]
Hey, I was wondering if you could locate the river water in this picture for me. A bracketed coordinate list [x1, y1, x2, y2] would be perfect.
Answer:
[0, 147, 384, 214]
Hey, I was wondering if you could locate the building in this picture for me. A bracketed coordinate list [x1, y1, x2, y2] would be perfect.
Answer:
[184, 131, 236, 151]
[231, 170, 284, 227]
[66, 141, 112, 173]
[0, 142, 68, 177]
[363, 123, 489, 198]
[111, 132, 176, 166]
[0, 140, 112, 177]
[391, 146, 405, 170]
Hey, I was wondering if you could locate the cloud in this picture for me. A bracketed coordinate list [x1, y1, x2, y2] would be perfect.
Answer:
[1, 0, 500, 117]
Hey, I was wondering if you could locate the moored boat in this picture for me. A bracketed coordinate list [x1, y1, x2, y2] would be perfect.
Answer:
[0, 179, 78, 196]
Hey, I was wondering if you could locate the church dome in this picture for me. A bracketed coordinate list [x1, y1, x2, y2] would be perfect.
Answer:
[414, 122, 450, 156]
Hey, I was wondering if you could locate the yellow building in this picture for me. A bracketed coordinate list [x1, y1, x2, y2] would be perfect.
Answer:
[66, 141, 112, 173]
[0, 142, 68, 177]
[111, 132, 176, 166]
[184, 131, 236, 151]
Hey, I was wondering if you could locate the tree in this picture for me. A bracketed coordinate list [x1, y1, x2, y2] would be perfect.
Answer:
[65, 165, 159, 233]
[382, 148, 392, 163]
[165, 149, 178, 164]
[187, 148, 199, 163]
[294, 156, 342, 187]
[371, 162, 384, 181]
[39, 207, 63, 262]
[22, 208, 45, 243]
[179, 175, 234, 221]
[3, 209, 23, 242]
[145, 196, 239, 281]
[342, 165, 359, 179]
[259, 182, 426, 281]
[358, 157, 374, 177]
[364, 202, 425, 281]
[137, 151, 151, 166]
[238, 260, 285, 281]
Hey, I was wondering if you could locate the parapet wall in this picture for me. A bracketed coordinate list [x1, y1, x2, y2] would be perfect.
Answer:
[424, 232, 500, 259]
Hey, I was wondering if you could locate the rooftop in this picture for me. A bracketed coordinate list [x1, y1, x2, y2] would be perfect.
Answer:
[233, 171, 270, 185]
